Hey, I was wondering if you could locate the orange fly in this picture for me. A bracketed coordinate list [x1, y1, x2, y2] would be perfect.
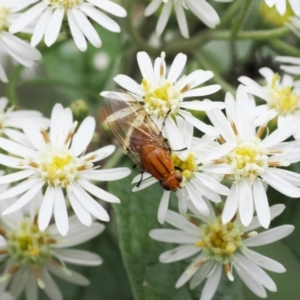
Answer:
[103, 90, 182, 191]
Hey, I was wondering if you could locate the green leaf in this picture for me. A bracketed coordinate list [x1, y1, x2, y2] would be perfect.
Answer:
[109, 162, 244, 300]
[109, 171, 193, 300]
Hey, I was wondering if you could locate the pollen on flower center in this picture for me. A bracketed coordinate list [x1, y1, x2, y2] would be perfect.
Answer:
[0, 7, 9, 31]
[172, 152, 197, 184]
[195, 216, 243, 262]
[142, 79, 182, 118]
[269, 74, 299, 115]
[6, 217, 54, 266]
[46, 0, 82, 9]
[225, 138, 268, 181]
[35, 147, 80, 187]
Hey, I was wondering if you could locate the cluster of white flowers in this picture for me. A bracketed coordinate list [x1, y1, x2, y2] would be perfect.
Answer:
[104, 50, 300, 299]
[0, 99, 131, 298]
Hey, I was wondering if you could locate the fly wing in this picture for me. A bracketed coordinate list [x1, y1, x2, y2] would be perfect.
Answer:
[103, 90, 165, 164]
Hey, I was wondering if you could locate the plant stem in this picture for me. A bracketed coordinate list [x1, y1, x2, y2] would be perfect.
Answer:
[231, 0, 252, 37]
[195, 52, 236, 95]
[164, 27, 289, 54]
[125, 0, 158, 56]
[6, 65, 24, 107]
[268, 39, 300, 57]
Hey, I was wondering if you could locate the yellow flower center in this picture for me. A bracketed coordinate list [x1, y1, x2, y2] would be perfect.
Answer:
[7, 218, 53, 266]
[37, 147, 79, 187]
[172, 152, 197, 183]
[259, 2, 294, 26]
[269, 74, 299, 115]
[195, 216, 243, 261]
[225, 138, 268, 181]
[142, 79, 182, 118]
[0, 7, 9, 32]
[47, 0, 82, 9]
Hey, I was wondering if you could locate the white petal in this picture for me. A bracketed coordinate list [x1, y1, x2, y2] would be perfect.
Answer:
[157, 190, 170, 224]
[81, 167, 131, 181]
[159, 245, 200, 263]
[185, 183, 209, 215]
[67, 9, 87, 51]
[2, 180, 44, 215]
[47, 263, 89, 286]
[54, 249, 102, 266]
[52, 220, 104, 248]
[22, 120, 45, 150]
[0, 177, 40, 200]
[38, 186, 55, 231]
[9, 2, 47, 34]
[144, 0, 161, 16]
[87, 0, 127, 17]
[262, 170, 300, 198]
[0, 169, 35, 184]
[245, 225, 294, 247]
[44, 8, 64, 47]
[238, 179, 253, 227]
[71, 117, 95, 156]
[72, 183, 110, 222]
[137, 51, 154, 81]
[222, 183, 238, 224]
[149, 229, 198, 243]
[179, 110, 217, 136]
[253, 179, 270, 229]
[200, 264, 222, 300]
[41, 268, 63, 300]
[0, 137, 35, 157]
[67, 190, 92, 226]
[31, 8, 52, 46]
[53, 187, 69, 236]
[180, 100, 225, 111]
[71, 8, 101, 48]
[78, 179, 120, 203]
[167, 53, 187, 83]
[174, 1, 189, 38]
[80, 4, 120, 32]
[243, 248, 286, 273]
[113, 74, 140, 93]
[156, 0, 172, 36]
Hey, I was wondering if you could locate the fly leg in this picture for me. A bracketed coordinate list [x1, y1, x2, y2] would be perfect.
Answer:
[136, 171, 144, 188]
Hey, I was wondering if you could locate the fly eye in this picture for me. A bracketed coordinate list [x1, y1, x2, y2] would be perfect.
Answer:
[161, 181, 171, 191]
[175, 173, 182, 183]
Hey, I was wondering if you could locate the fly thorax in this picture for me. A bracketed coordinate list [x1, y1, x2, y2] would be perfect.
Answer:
[269, 73, 299, 115]
[225, 137, 268, 181]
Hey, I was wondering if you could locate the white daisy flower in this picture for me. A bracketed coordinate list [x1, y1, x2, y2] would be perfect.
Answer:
[203, 85, 300, 228]
[133, 116, 232, 224]
[275, 55, 300, 75]
[0, 103, 131, 236]
[103, 51, 224, 136]
[8, 0, 127, 52]
[150, 204, 293, 300]
[144, 0, 233, 38]
[239, 67, 300, 136]
[0, 1, 41, 82]
[264, 0, 300, 16]
[0, 194, 104, 300]
[0, 96, 49, 146]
